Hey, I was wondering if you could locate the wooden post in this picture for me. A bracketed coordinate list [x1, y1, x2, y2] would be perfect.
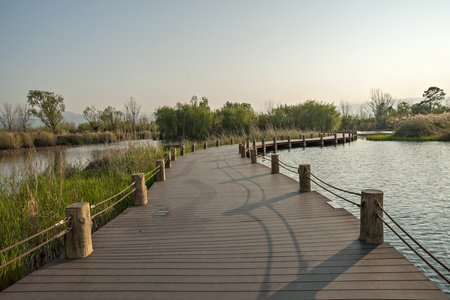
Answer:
[238, 143, 242, 155]
[281, 135, 284, 141]
[132, 173, 148, 206]
[334, 132, 338, 145]
[311, 133, 314, 139]
[156, 159, 165, 181]
[251, 149, 257, 164]
[171, 148, 176, 161]
[191, 143, 195, 152]
[231, 138, 234, 145]
[246, 138, 250, 149]
[204, 141, 207, 149]
[320, 133, 324, 147]
[288, 136, 291, 149]
[271, 154, 279, 174]
[180, 145, 185, 156]
[164, 153, 172, 168]
[343, 132, 346, 143]
[241, 142, 246, 158]
[273, 137, 277, 153]
[216, 140, 220, 147]
[252, 139, 256, 149]
[65, 202, 93, 259]
[299, 164, 311, 192]
[262, 138, 266, 156]
[302, 135, 306, 148]
[359, 189, 384, 244]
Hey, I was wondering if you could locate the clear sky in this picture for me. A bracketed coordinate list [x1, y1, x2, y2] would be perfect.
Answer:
[1, 0, 449, 114]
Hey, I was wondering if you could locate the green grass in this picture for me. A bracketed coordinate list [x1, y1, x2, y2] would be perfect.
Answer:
[0, 140, 164, 291]
[366, 134, 449, 141]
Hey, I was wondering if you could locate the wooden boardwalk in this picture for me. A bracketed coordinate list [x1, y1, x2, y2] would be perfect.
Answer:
[1, 144, 448, 299]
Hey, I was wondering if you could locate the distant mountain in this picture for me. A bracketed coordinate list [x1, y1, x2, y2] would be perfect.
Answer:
[63, 111, 85, 126]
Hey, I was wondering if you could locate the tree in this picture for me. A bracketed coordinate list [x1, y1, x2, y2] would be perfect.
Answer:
[125, 97, 141, 134]
[16, 103, 33, 132]
[366, 88, 395, 129]
[27, 90, 65, 134]
[100, 106, 123, 132]
[83, 106, 101, 132]
[0, 102, 18, 132]
[418, 86, 446, 114]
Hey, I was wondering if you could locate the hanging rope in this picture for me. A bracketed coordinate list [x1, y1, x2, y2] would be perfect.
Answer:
[306, 175, 360, 207]
[375, 212, 450, 285]
[306, 169, 361, 196]
[90, 188, 136, 219]
[376, 201, 449, 273]
[90, 182, 136, 210]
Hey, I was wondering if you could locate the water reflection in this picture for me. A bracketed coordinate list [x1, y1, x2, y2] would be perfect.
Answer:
[0, 139, 159, 179]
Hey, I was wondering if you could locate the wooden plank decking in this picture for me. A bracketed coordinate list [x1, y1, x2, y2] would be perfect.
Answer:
[1, 144, 448, 299]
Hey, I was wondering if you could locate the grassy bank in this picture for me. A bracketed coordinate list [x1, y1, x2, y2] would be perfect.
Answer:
[367, 113, 450, 142]
[0, 140, 164, 291]
[0, 130, 156, 150]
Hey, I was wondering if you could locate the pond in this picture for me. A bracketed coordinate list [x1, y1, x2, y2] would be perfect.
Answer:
[258, 138, 449, 295]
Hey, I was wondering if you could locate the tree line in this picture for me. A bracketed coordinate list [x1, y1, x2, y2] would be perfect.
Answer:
[0, 90, 154, 134]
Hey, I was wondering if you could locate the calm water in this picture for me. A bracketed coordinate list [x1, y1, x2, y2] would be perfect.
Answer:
[0, 139, 159, 179]
[259, 138, 449, 295]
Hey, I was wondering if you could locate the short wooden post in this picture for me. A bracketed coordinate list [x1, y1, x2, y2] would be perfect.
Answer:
[164, 153, 172, 168]
[271, 153, 279, 174]
[273, 137, 277, 153]
[132, 173, 148, 206]
[359, 189, 384, 244]
[302, 135, 306, 147]
[320, 133, 324, 147]
[204, 141, 207, 149]
[334, 133, 338, 145]
[252, 139, 256, 149]
[262, 138, 266, 156]
[191, 143, 195, 152]
[180, 145, 185, 156]
[241, 142, 246, 158]
[231, 138, 234, 145]
[65, 202, 93, 259]
[311, 133, 313, 139]
[216, 140, 220, 147]
[171, 148, 177, 161]
[246, 138, 250, 149]
[250, 149, 257, 163]
[343, 132, 346, 143]
[238, 143, 242, 155]
[288, 136, 291, 149]
[281, 135, 284, 141]
[299, 164, 311, 192]
[156, 159, 165, 181]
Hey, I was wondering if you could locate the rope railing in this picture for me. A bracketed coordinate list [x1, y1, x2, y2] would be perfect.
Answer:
[375, 201, 449, 273]
[0, 226, 72, 270]
[375, 211, 450, 285]
[0, 216, 71, 255]
[305, 169, 361, 196]
[90, 188, 136, 220]
[145, 168, 160, 183]
[306, 174, 360, 207]
[144, 165, 160, 178]
[90, 182, 136, 210]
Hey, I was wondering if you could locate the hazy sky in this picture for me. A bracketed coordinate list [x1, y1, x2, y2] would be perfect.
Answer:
[1, 0, 449, 114]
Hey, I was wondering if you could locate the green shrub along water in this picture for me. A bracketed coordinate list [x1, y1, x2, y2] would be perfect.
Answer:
[0, 130, 155, 150]
[0, 140, 164, 291]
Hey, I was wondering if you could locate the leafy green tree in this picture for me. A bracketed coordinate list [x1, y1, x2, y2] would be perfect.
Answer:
[413, 87, 446, 114]
[217, 102, 255, 134]
[366, 88, 395, 129]
[27, 90, 65, 134]
[83, 106, 102, 132]
[100, 106, 123, 132]
[394, 101, 412, 118]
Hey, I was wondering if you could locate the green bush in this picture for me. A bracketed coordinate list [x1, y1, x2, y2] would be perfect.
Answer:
[394, 119, 433, 138]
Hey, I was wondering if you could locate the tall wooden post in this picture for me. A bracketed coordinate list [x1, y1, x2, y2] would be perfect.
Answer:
[252, 139, 256, 149]
[171, 148, 177, 161]
[132, 173, 148, 206]
[246, 138, 250, 149]
[273, 137, 277, 153]
[299, 164, 311, 192]
[271, 154, 279, 174]
[180, 145, 185, 156]
[359, 189, 384, 244]
[251, 149, 257, 164]
[241, 142, 246, 158]
[156, 159, 165, 181]
[191, 143, 196, 152]
[204, 141, 207, 149]
[65, 202, 93, 259]
[164, 153, 172, 168]
[288, 136, 291, 149]
[262, 138, 266, 156]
